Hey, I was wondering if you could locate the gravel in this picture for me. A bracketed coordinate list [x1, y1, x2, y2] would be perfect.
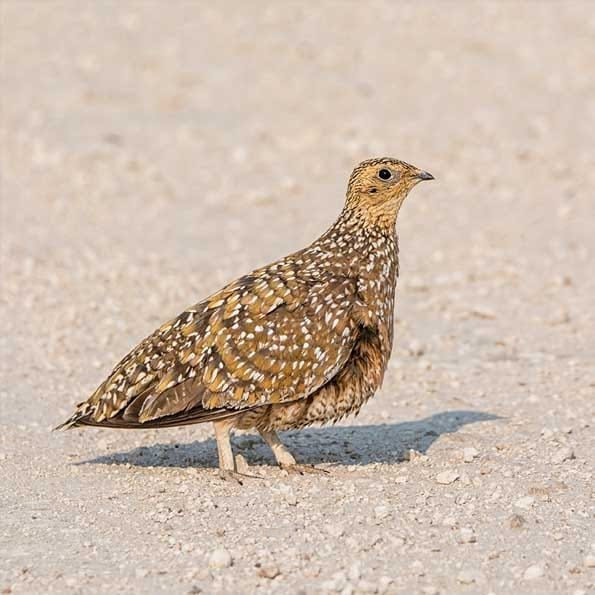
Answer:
[208, 549, 233, 570]
[1, 2, 594, 595]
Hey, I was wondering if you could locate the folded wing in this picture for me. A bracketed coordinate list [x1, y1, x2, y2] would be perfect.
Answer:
[59, 261, 360, 429]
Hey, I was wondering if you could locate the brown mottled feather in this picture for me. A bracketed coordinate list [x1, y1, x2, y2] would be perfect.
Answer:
[56, 157, 432, 439]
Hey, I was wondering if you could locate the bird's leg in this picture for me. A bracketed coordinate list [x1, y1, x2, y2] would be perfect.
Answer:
[213, 419, 243, 483]
[259, 429, 330, 475]
[213, 419, 261, 483]
[259, 429, 297, 466]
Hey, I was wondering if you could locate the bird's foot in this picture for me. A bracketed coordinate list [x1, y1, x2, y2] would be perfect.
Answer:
[218, 469, 262, 484]
[280, 463, 330, 476]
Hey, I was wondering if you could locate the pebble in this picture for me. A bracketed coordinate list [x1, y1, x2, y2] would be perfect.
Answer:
[470, 306, 496, 320]
[551, 447, 575, 464]
[523, 564, 544, 580]
[257, 563, 280, 579]
[509, 514, 526, 529]
[457, 527, 476, 543]
[284, 488, 298, 507]
[456, 570, 477, 584]
[584, 554, 595, 568]
[407, 339, 426, 357]
[208, 548, 233, 569]
[436, 470, 459, 485]
[514, 496, 535, 510]
[463, 447, 479, 463]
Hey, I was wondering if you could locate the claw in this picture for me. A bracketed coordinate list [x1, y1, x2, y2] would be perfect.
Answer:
[218, 469, 245, 485]
[218, 469, 263, 484]
[280, 464, 330, 476]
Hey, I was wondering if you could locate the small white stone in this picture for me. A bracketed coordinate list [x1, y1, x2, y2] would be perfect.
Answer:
[523, 564, 544, 580]
[463, 447, 479, 463]
[208, 548, 233, 569]
[284, 489, 298, 506]
[374, 505, 390, 520]
[456, 570, 476, 584]
[407, 339, 425, 357]
[457, 527, 476, 544]
[514, 496, 535, 510]
[390, 535, 406, 547]
[584, 554, 595, 568]
[436, 470, 459, 485]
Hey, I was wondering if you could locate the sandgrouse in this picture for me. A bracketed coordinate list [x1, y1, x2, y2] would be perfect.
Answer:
[56, 157, 433, 477]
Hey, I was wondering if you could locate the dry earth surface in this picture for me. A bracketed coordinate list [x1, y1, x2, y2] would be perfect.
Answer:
[1, 2, 594, 594]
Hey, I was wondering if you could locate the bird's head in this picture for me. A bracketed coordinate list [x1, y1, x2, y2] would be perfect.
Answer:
[345, 157, 434, 230]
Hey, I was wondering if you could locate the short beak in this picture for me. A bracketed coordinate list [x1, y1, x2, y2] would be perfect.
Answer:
[416, 170, 434, 181]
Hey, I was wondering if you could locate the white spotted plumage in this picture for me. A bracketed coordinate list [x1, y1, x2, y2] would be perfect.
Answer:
[56, 157, 434, 474]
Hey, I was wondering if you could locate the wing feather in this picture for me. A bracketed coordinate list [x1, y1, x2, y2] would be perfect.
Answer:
[61, 261, 360, 428]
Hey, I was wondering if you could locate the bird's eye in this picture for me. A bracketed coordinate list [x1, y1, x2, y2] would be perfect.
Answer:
[378, 168, 392, 180]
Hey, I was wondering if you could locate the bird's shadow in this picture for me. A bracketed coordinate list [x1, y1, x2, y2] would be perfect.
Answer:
[78, 410, 501, 469]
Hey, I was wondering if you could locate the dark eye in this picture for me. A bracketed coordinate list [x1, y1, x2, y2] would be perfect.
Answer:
[378, 168, 392, 180]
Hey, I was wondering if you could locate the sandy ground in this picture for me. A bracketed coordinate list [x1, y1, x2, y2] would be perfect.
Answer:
[1, 2, 594, 594]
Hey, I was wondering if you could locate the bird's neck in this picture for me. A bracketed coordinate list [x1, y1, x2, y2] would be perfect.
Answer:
[311, 208, 399, 279]
[343, 192, 405, 235]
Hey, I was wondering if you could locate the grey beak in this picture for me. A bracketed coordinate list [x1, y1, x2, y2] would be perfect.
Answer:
[416, 170, 434, 181]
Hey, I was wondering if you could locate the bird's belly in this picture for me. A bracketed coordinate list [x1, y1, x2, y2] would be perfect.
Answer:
[271, 382, 375, 430]
[236, 333, 387, 432]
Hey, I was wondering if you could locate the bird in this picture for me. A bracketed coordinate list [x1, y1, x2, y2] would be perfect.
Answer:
[55, 157, 434, 479]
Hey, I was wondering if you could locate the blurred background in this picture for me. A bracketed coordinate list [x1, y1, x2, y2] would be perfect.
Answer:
[1, 2, 594, 594]
[2, 1, 594, 411]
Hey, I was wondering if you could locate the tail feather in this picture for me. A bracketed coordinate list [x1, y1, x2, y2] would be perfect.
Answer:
[53, 404, 93, 431]
[53, 417, 80, 431]
[53, 404, 242, 431]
